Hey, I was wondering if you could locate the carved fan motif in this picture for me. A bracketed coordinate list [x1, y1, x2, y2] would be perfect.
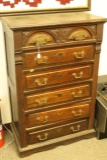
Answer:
[68, 28, 91, 41]
[25, 32, 55, 46]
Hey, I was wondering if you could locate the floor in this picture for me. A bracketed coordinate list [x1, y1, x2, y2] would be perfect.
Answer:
[0, 128, 107, 160]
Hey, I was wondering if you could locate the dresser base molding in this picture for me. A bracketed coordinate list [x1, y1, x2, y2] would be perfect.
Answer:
[10, 123, 96, 158]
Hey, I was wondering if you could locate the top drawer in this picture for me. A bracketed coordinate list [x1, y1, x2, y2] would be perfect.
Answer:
[22, 45, 94, 69]
[14, 25, 96, 50]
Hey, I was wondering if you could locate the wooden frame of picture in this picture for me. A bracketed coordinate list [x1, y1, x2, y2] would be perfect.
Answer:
[0, 0, 91, 16]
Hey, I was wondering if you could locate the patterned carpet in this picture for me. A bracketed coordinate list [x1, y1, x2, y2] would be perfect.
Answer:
[0, 130, 107, 160]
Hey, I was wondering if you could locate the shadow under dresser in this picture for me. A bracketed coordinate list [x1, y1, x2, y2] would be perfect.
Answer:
[1, 12, 107, 157]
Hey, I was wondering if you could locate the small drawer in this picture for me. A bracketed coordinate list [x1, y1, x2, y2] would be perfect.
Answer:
[27, 119, 88, 144]
[27, 101, 90, 127]
[23, 45, 94, 69]
[24, 64, 93, 90]
[25, 83, 91, 110]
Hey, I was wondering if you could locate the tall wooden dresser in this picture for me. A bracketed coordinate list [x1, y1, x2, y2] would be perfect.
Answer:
[1, 12, 106, 157]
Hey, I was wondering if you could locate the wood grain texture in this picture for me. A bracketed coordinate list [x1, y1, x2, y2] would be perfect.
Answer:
[1, 12, 106, 157]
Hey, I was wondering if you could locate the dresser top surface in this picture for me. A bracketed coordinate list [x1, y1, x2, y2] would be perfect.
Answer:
[1, 12, 107, 29]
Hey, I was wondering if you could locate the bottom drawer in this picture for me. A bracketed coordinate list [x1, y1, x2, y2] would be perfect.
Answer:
[27, 119, 88, 145]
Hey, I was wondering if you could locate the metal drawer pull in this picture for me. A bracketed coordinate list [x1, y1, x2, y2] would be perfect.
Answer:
[35, 78, 48, 86]
[35, 56, 48, 64]
[73, 51, 85, 59]
[37, 133, 48, 141]
[71, 90, 83, 98]
[70, 125, 80, 132]
[72, 71, 83, 79]
[72, 109, 82, 116]
[35, 97, 48, 105]
[43, 115, 49, 123]
[34, 38, 47, 45]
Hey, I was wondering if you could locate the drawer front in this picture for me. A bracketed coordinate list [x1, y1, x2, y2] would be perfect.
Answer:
[27, 119, 88, 144]
[26, 83, 91, 109]
[20, 26, 96, 50]
[23, 45, 94, 69]
[25, 64, 93, 90]
[27, 101, 90, 127]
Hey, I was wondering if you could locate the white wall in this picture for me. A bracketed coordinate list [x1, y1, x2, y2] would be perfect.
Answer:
[0, 0, 107, 123]
[90, 0, 107, 75]
[0, 21, 12, 124]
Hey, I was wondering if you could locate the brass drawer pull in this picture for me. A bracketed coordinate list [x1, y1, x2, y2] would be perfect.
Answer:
[35, 78, 48, 86]
[37, 133, 48, 141]
[43, 115, 49, 123]
[35, 56, 48, 64]
[71, 90, 83, 98]
[73, 51, 85, 59]
[72, 109, 82, 116]
[72, 71, 83, 79]
[70, 125, 80, 132]
[34, 38, 47, 45]
[35, 97, 48, 105]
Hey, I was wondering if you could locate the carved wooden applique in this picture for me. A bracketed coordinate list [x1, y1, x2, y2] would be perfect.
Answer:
[68, 28, 92, 41]
[24, 32, 55, 46]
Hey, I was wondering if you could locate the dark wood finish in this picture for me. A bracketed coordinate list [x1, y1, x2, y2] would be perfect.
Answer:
[25, 65, 93, 90]
[25, 84, 91, 109]
[1, 12, 106, 157]
[23, 45, 94, 69]
[27, 102, 90, 127]
[27, 119, 89, 144]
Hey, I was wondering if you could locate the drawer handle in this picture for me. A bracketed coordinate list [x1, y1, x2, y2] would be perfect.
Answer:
[43, 115, 49, 123]
[34, 38, 47, 45]
[71, 90, 83, 98]
[35, 78, 48, 86]
[36, 115, 48, 123]
[72, 109, 82, 116]
[35, 56, 48, 64]
[37, 133, 48, 141]
[70, 125, 80, 132]
[35, 97, 48, 105]
[72, 71, 83, 79]
[73, 51, 85, 59]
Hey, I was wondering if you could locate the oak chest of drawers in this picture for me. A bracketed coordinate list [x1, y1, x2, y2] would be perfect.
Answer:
[1, 12, 106, 157]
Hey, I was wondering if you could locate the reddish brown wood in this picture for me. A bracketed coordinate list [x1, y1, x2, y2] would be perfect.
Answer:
[25, 65, 93, 90]
[27, 101, 90, 127]
[1, 12, 107, 157]
[25, 83, 91, 109]
[27, 119, 88, 144]
[23, 45, 94, 69]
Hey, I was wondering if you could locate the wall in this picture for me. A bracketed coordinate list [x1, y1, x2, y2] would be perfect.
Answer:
[0, 21, 11, 123]
[90, 0, 107, 75]
[0, 0, 107, 123]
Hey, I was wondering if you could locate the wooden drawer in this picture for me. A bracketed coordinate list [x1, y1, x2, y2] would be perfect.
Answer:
[20, 25, 96, 50]
[27, 101, 90, 127]
[27, 119, 88, 144]
[25, 83, 91, 109]
[24, 64, 93, 90]
[23, 45, 94, 69]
